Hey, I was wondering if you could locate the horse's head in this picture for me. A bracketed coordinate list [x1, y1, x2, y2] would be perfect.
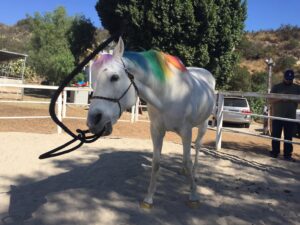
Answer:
[87, 37, 137, 135]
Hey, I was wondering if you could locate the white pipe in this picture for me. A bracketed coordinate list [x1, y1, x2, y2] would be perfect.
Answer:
[216, 94, 224, 150]
[222, 127, 300, 145]
[62, 90, 67, 118]
[131, 105, 135, 123]
[0, 116, 50, 119]
[134, 97, 139, 122]
[57, 93, 63, 134]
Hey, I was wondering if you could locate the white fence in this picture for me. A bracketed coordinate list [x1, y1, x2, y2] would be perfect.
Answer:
[1, 83, 300, 150]
[216, 91, 300, 150]
[0, 84, 139, 134]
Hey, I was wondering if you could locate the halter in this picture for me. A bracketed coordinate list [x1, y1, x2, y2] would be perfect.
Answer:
[39, 34, 122, 159]
[90, 59, 139, 118]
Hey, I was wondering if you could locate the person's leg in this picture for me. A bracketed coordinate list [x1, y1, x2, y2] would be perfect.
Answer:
[271, 120, 283, 157]
[283, 121, 295, 159]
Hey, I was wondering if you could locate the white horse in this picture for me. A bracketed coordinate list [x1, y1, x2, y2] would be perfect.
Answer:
[87, 37, 215, 208]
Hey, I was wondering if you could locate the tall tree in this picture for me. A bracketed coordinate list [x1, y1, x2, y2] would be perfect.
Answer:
[28, 7, 75, 84]
[67, 15, 97, 63]
[96, 0, 246, 89]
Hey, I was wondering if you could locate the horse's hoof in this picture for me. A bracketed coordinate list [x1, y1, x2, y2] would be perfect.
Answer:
[186, 200, 200, 209]
[140, 201, 153, 209]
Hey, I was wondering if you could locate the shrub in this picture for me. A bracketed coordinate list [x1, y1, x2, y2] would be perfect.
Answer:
[237, 37, 266, 60]
[274, 56, 297, 73]
[277, 25, 300, 41]
[248, 72, 268, 117]
[283, 39, 300, 51]
[227, 66, 251, 91]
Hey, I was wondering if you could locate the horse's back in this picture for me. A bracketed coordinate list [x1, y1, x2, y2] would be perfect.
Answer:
[187, 67, 215, 90]
[184, 67, 215, 124]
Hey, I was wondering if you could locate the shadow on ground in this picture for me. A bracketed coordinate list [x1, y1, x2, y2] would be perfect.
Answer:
[206, 140, 270, 157]
[2, 146, 299, 225]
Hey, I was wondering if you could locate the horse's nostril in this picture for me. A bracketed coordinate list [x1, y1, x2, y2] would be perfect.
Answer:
[94, 113, 102, 125]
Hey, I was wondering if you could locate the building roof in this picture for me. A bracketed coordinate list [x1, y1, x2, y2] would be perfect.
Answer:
[0, 50, 28, 62]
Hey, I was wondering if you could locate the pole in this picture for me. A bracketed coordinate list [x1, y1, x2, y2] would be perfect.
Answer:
[57, 93, 63, 134]
[216, 93, 224, 150]
[265, 58, 274, 135]
[62, 90, 67, 118]
[20, 56, 27, 100]
[89, 60, 92, 89]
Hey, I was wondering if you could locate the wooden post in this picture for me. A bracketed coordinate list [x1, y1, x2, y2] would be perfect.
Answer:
[216, 93, 224, 150]
[62, 90, 67, 118]
[266, 58, 275, 135]
[134, 97, 139, 122]
[57, 93, 63, 134]
[131, 105, 135, 123]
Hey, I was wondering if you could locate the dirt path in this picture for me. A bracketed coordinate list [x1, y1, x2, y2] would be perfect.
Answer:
[0, 102, 300, 160]
[0, 133, 299, 225]
[1, 101, 300, 224]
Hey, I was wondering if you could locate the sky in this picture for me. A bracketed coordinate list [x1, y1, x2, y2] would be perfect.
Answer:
[0, 0, 300, 31]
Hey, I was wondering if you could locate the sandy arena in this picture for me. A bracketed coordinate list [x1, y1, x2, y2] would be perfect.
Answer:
[0, 102, 300, 225]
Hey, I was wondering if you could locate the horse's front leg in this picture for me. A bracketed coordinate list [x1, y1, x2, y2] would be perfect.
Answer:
[180, 128, 200, 206]
[141, 123, 165, 208]
[193, 120, 208, 178]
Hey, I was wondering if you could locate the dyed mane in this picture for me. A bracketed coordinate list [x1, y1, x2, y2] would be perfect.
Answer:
[124, 50, 187, 82]
[92, 54, 114, 70]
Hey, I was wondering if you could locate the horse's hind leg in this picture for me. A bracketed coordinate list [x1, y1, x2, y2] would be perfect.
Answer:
[193, 120, 208, 178]
[141, 123, 165, 208]
[180, 128, 199, 203]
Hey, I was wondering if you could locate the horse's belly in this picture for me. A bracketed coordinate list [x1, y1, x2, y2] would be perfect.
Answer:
[148, 104, 211, 133]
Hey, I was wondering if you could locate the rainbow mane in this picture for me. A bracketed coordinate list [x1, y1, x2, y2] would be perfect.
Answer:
[92, 54, 114, 69]
[124, 50, 187, 82]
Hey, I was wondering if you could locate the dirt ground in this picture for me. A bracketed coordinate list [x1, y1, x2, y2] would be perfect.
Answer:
[0, 101, 300, 160]
[1, 100, 300, 225]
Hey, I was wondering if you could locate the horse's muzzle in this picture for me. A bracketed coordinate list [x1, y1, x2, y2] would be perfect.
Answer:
[102, 122, 113, 136]
[88, 120, 112, 136]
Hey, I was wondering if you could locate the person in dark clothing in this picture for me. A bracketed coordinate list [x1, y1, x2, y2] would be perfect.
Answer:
[270, 69, 300, 161]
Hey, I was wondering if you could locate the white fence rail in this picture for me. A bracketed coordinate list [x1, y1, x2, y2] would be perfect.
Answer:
[1, 84, 300, 150]
[216, 91, 300, 150]
[0, 84, 139, 134]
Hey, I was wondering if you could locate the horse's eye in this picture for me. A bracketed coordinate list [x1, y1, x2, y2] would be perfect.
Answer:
[110, 74, 119, 82]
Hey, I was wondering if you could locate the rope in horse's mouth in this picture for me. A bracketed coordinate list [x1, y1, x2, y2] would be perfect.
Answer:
[39, 34, 120, 159]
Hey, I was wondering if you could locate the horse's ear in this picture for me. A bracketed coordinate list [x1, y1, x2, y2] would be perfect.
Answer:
[113, 37, 124, 58]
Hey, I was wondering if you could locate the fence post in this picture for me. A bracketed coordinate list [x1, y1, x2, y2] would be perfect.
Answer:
[216, 93, 224, 150]
[62, 90, 67, 118]
[131, 105, 135, 123]
[57, 93, 63, 134]
[134, 97, 139, 122]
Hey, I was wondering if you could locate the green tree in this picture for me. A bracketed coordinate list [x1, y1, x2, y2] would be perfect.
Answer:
[251, 72, 267, 92]
[27, 7, 75, 84]
[227, 65, 251, 91]
[67, 15, 96, 63]
[96, 0, 247, 89]
[248, 72, 268, 115]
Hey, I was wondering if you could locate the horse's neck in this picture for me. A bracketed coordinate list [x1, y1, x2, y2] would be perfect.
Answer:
[123, 56, 169, 110]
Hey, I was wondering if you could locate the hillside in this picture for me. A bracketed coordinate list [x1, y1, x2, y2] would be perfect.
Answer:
[238, 25, 300, 79]
[0, 20, 31, 53]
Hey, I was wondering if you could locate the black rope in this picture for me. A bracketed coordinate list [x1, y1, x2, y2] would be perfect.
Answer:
[39, 33, 120, 159]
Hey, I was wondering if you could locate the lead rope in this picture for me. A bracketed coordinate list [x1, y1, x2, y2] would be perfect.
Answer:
[39, 34, 120, 159]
